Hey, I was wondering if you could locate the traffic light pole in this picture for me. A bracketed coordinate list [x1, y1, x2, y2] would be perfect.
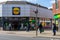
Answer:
[34, 4, 38, 37]
[36, 13, 38, 37]
[34, 9, 38, 37]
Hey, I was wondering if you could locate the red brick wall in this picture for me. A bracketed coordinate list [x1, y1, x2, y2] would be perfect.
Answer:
[53, 0, 60, 14]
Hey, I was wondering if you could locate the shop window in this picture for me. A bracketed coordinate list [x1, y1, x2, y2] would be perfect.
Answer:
[55, 0, 58, 9]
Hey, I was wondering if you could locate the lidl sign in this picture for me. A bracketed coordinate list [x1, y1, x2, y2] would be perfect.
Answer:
[12, 7, 20, 15]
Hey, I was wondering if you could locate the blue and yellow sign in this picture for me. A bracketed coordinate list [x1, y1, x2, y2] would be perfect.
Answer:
[12, 7, 20, 15]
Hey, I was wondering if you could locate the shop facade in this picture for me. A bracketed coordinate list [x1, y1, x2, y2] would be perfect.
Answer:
[0, 1, 53, 31]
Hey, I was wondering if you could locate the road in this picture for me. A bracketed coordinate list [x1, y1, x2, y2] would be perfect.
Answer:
[0, 34, 60, 40]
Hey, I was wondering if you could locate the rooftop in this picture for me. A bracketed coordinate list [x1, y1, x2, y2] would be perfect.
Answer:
[0, 1, 48, 9]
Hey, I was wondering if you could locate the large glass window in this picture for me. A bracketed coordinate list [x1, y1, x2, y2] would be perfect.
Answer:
[55, 0, 58, 9]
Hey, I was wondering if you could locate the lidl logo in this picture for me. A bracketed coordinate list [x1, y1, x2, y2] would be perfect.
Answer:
[12, 7, 20, 15]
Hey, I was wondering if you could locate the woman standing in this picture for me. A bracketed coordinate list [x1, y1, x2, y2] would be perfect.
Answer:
[39, 23, 43, 33]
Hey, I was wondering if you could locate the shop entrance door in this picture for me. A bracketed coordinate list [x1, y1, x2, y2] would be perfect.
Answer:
[12, 21, 19, 30]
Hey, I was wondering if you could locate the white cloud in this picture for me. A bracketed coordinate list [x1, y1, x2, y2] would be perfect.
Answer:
[26, 0, 37, 3]
[12, 0, 26, 1]
[0, 0, 7, 2]
[48, 6, 52, 9]
[51, 0, 55, 4]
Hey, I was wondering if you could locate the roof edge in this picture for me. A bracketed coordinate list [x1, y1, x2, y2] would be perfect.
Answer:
[0, 1, 48, 9]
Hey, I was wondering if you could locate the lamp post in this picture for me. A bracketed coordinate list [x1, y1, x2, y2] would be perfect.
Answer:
[34, 8, 38, 37]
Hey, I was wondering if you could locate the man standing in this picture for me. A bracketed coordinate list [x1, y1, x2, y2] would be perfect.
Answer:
[52, 23, 57, 36]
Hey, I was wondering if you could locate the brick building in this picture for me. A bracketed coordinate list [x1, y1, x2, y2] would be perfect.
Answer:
[53, 0, 60, 14]
[52, 0, 60, 31]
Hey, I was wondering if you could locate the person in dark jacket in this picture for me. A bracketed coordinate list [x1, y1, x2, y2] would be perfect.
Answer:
[18, 23, 21, 30]
[53, 23, 56, 36]
[39, 23, 43, 33]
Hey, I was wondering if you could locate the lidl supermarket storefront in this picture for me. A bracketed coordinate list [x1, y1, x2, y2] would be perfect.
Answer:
[2, 17, 30, 30]
[0, 1, 53, 31]
[2, 17, 53, 31]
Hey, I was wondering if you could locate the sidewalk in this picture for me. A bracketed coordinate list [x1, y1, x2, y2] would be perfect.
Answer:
[0, 30, 60, 38]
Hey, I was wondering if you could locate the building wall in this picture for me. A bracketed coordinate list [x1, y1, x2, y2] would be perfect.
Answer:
[29, 5, 53, 18]
[0, 4, 2, 17]
[2, 4, 53, 19]
[52, 0, 60, 31]
[2, 4, 30, 17]
[53, 0, 60, 14]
